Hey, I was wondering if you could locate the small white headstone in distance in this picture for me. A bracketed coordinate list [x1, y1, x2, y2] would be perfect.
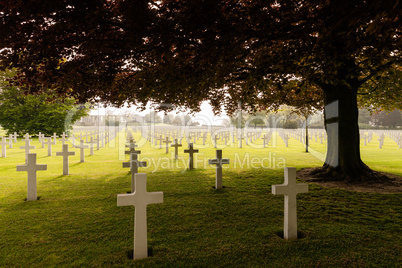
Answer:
[171, 139, 182, 160]
[8, 134, 13, 148]
[163, 136, 172, 154]
[1, 137, 8, 157]
[13, 132, 19, 143]
[59, 132, 69, 145]
[184, 143, 199, 169]
[44, 137, 54, 156]
[75, 140, 89, 163]
[20, 136, 36, 163]
[56, 144, 75, 175]
[123, 153, 147, 193]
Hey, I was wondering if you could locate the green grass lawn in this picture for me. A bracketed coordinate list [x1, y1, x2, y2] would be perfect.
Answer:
[0, 131, 401, 267]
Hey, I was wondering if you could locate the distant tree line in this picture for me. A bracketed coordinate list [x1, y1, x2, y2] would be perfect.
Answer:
[228, 107, 324, 129]
[359, 109, 401, 129]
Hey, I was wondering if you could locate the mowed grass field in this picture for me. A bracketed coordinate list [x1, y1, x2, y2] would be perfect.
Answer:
[0, 130, 401, 267]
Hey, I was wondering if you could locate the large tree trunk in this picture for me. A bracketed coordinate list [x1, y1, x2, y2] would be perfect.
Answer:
[314, 84, 376, 182]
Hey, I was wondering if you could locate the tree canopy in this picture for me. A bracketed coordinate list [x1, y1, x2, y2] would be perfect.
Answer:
[1, 0, 400, 112]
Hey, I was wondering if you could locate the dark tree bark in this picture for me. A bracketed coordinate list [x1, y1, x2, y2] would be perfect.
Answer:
[313, 83, 380, 181]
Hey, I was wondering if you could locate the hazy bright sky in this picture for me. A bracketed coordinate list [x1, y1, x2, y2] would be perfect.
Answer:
[90, 101, 229, 125]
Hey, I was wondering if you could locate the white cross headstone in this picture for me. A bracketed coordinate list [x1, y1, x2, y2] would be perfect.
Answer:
[223, 135, 228, 146]
[184, 143, 199, 169]
[283, 134, 290, 147]
[44, 137, 54, 156]
[125, 141, 141, 155]
[59, 132, 69, 145]
[123, 153, 147, 193]
[272, 167, 308, 240]
[378, 135, 385, 149]
[163, 136, 172, 154]
[75, 140, 89, 163]
[23, 133, 32, 141]
[8, 134, 13, 148]
[238, 132, 243, 148]
[20, 137, 36, 163]
[262, 134, 269, 148]
[96, 134, 100, 150]
[202, 132, 208, 145]
[87, 137, 96, 156]
[1, 137, 8, 157]
[38, 133, 46, 148]
[212, 135, 219, 148]
[71, 133, 76, 147]
[171, 139, 182, 160]
[56, 144, 75, 175]
[38, 132, 44, 143]
[208, 150, 230, 189]
[16, 153, 47, 201]
[51, 133, 58, 144]
[157, 135, 163, 149]
[13, 132, 19, 143]
[117, 173, 163, 260]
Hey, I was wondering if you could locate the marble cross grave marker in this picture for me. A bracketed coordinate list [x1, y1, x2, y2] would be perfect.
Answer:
[59, 132, 69, 145]
[184, 143, 199, 169]
[208, 150, 230, 189]
[13, 132, 19, 143]
[96, 134, 100, 150]
[157, 135, 163, 149]
[283, 134, 290, 147]
[117, 173, 163, 260]
[213, 135, 219, 148]
[171, 139, 182, 160]
[163, 136, 172, 154]
[16, 153, 47, 201]
[237, 133, 244, 148]
[44, 137, 54, 156]
[20, 136, 36, 163]
[125, 141, 141, 156]
[378, 134, 385, 149]
[8, 134, 13, 148]
[271, 167, 308, 240]
[123, 153, 147, 192]
[56, 144, 76, 175]
[51, 133, 58, 144]
[75, 140, 89, 163]
[262, 134, 269, 148]
[1, 137, 8, 157]
[23, 133, 32, 141]
[87, 137, 96, 156]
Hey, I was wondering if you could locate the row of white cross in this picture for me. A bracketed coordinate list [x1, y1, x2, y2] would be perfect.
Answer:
[13, 134, 308, 261]
[117, 167, 308, 260]
[121, 139, 310, 259]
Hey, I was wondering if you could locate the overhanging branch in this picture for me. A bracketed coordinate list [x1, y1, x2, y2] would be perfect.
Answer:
[358, 60, 396, 87]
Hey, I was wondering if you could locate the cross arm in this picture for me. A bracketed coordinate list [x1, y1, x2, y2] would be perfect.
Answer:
[117, 193, 135, 206]
[36, 164, 48, 171]
[271, 184, 288, 195]
[16, 165, 28, 172]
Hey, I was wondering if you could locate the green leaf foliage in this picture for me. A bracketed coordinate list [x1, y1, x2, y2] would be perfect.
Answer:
[0, 85, 89, 136]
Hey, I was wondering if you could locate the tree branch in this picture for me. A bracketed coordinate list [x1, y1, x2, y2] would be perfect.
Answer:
[358, 60, 396, 87]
